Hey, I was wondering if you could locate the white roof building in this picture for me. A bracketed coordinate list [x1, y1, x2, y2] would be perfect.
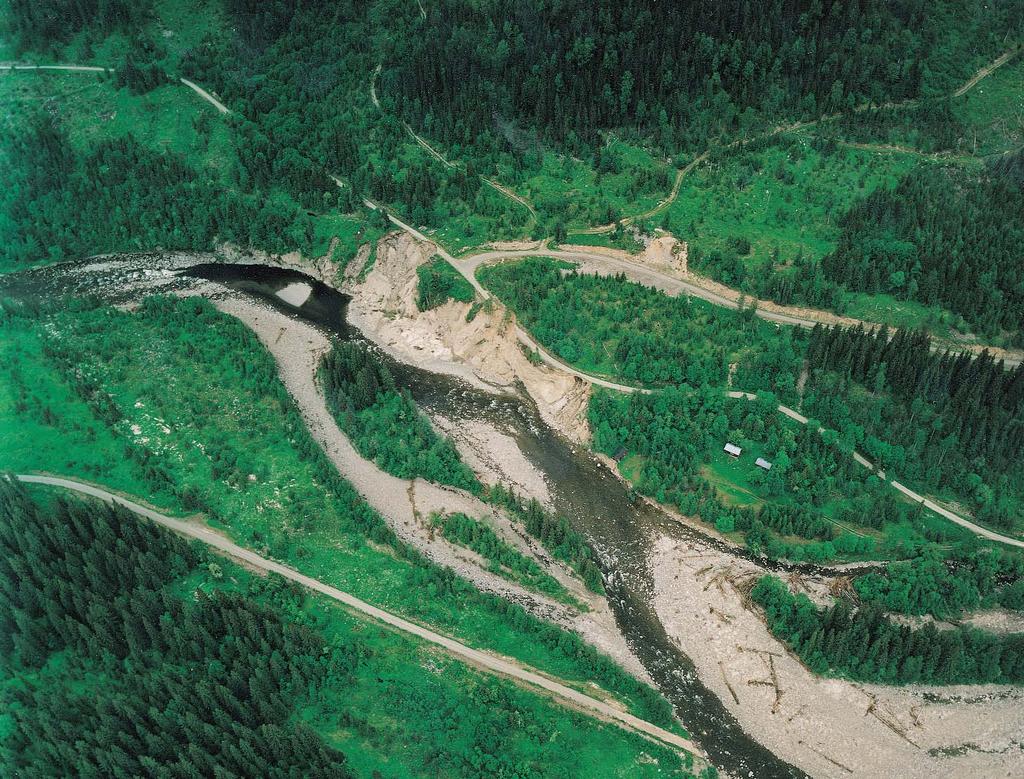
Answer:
[755, 457, 773, 470]
[724, 443, 742, 457]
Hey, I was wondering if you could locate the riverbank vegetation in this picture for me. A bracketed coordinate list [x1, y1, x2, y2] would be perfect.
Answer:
[752, 574, 1024, 685]
[430, 512, 580, 607]
[489, 485, 606, 594]
[0, 482, 693, 776]
[0, 295, 684, 729]
[852, 544, 1024, 620]
[319, 341, 480, 491]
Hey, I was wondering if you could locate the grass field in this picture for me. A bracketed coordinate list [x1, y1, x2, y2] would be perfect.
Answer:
[950, 54, 1024, 156]
[700, 448, 767, 510]
[508, 138, 672, 232]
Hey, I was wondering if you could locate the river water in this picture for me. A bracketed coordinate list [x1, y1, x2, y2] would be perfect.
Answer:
[5, 258, 807, 778]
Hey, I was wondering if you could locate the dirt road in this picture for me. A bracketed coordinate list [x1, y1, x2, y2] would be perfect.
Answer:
[15, 473, 701, 759]
[3, 63, 231, 114]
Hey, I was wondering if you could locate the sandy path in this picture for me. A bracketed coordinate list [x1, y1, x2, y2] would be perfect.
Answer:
[179, 77, 230, 114]
[953, 45, 1022, 97]
[13, 474, 700, 759]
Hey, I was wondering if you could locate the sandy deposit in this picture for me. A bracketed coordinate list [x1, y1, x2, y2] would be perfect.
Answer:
[343, 233, 592, 442]
[431, 414, 552, 508]
[649, 533, 1024, 778]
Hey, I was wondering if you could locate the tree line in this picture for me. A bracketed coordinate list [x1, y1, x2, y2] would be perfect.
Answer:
[319, 342, 480, 491]
[384, 0, 944, 159]
[803, 150, 1024, 337]
[753, 574, 1024, 685]
[803, 322, 1024, 532]
[0, 111, 324, 270]
[0, 482, 354, 776]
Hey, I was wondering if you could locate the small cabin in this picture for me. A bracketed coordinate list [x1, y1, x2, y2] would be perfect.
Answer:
[755, 457, 773, 471]
[723, 443, 742, 458]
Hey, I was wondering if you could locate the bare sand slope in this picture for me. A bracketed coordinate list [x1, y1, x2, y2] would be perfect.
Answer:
[343, 233, 592, 442]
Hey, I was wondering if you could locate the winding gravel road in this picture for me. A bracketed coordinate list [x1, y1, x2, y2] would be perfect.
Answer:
[14, 473, 702, 758]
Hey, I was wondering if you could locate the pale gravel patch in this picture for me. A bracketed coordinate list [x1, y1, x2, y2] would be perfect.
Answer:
[430, 413, 552, 508]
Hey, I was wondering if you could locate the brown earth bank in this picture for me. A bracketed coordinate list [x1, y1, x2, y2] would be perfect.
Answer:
[342, 232, 592, 442]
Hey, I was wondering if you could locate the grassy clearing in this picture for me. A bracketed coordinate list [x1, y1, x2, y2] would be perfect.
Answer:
[699, 449, 766, 510]
[0, 70, 234, 173]
[563, 227, 647, 253]
[510, 139, 672, 232]
[0, 296, 681, 731]
[950, 54, 1024, 156]
[840, 292, 964, 337]
[667, 134, 919, 280]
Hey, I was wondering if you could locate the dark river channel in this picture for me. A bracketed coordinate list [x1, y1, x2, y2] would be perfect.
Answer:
[5, 258, 812, 778]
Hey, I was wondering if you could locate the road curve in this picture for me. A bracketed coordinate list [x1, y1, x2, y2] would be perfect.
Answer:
[514, 325, 651, 394]
[179, 77, 230, 114]
[15, 473, 703, 758]
[458, 247, 814, 327]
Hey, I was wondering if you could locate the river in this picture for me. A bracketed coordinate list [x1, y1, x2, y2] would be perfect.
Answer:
[5, 257, 807, 778]
[186, 262, 814, 778]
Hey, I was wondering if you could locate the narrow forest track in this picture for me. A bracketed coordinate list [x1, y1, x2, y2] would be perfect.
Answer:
[14, 473, 703, 759]
[575, 43, 1023, 235]
[953, 45, 1022, 97]
[179, 77, 230, 114]
[369, 64, 537, 226]
[3, 63, 231, 115]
